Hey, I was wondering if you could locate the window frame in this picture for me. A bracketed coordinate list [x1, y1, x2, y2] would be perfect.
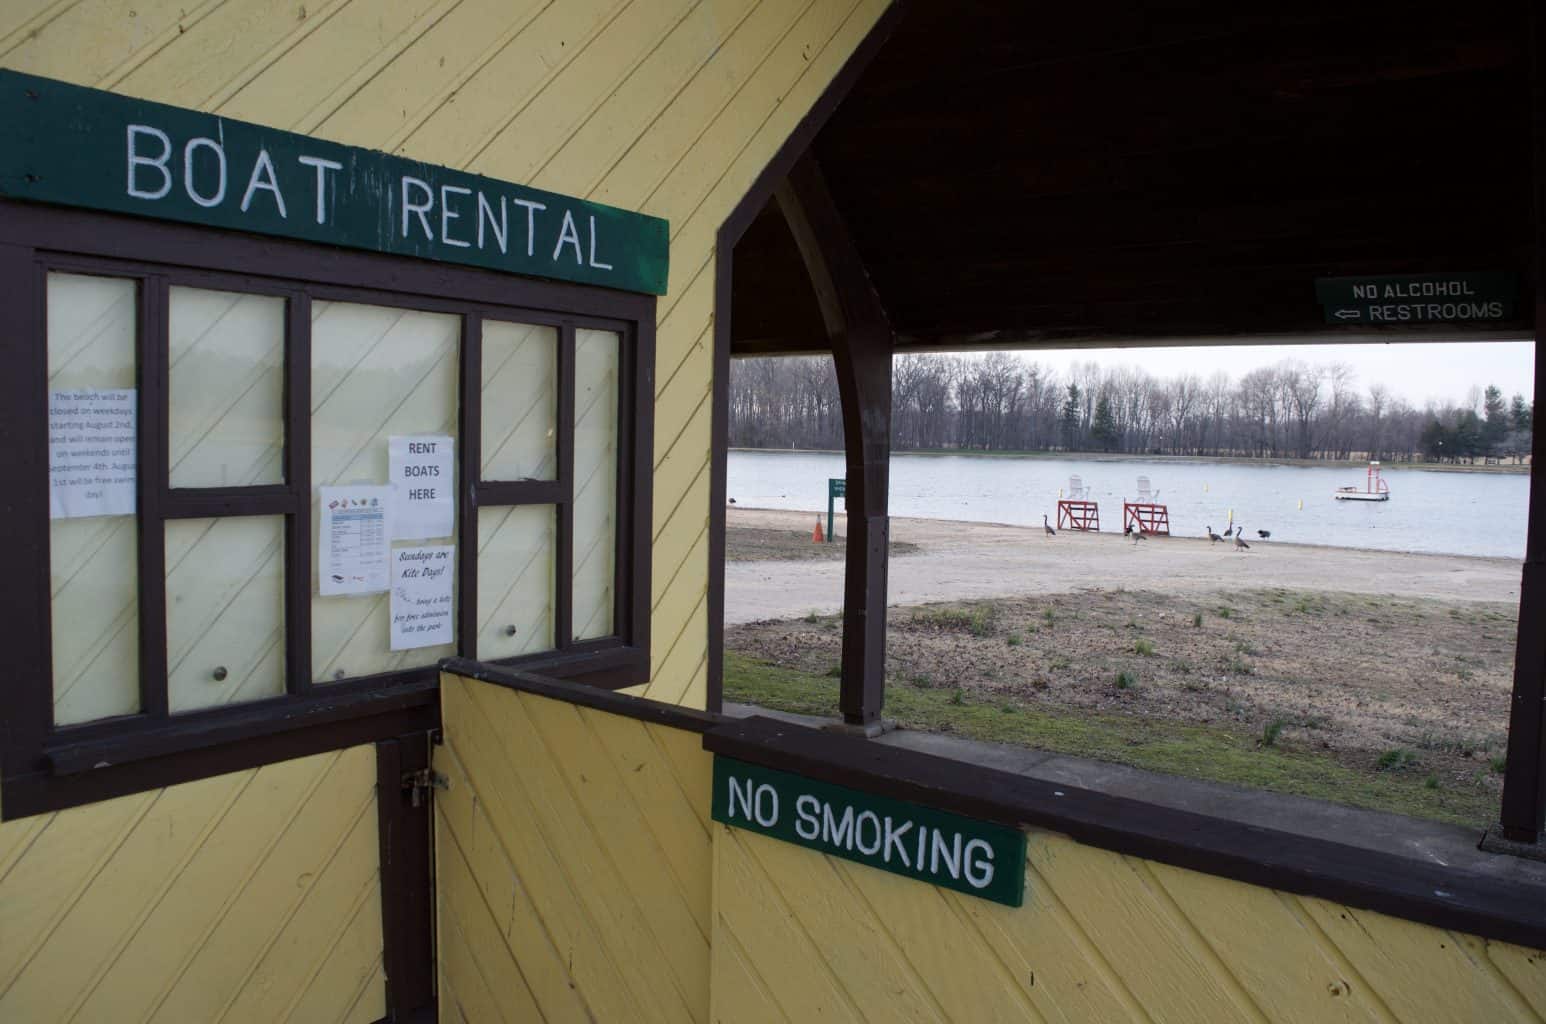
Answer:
[0, 201, 654, 818]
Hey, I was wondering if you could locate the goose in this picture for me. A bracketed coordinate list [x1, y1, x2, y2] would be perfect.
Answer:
[1206, 525, 1223, 544]
[1256, 529, 1271, 539]
[1234, 531, 1251, 552]
[1132, 528, 1147, 544]
[1043, 514, 1056, 537]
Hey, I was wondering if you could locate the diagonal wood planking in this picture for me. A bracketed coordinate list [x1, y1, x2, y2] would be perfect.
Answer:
[436, 672, 714, 1023]
[712, 823, 1546, 1024]
[0, 745, 384, 1024]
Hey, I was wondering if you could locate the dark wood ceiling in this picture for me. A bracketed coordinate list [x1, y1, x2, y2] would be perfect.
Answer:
[731, 1, 1536, 354]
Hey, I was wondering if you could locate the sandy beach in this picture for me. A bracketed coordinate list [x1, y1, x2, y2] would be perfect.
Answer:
[725, 507, 1520, 625]
[724, 507, 1522, 826]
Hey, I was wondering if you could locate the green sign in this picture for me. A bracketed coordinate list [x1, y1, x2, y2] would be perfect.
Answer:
[0, 71, 668, 295]
[1314, 272, 1517, 326]
[712, 756, 1027, 907]
[826, 477, 845, 543]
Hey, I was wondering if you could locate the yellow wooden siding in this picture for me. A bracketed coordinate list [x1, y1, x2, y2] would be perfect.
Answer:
[711, 824, 1546, 1023]
[435, 671, 713, 1023]
[0, 744, 385, 1024]
[1, 0, 893, 710]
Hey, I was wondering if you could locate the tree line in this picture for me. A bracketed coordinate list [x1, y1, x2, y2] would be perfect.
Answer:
[729, 353, 1534, 463]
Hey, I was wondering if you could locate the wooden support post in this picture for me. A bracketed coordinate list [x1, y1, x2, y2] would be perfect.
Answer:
[776, 155, 894, 727]
[1499, 0, 1546, 844]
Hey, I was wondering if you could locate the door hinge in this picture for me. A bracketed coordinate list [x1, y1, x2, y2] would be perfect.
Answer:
[402, 768, 449, 808]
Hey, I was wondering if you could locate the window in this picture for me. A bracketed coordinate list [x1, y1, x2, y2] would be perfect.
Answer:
[2, 204, 653, 816]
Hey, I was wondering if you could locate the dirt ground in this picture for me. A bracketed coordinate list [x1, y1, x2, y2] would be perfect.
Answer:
[726, 524, 919, 561]
[725, 509, 1521, 803]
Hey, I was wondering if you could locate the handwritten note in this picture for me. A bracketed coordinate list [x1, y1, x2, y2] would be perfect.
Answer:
[319, 485, 392, 595]
[49, 388, 136, 519]
[390, 545, 454, 649]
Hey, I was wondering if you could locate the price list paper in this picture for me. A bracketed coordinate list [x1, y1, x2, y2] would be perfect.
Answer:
[318, 485, 393, 595]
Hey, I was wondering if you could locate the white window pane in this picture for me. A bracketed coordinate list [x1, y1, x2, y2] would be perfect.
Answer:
[165, 516, 285, 712]
[481, 320, 557, 481]
[311, 301, 458, 683]
[477, 504, 555, 659]
[169, 287, 285, 488]
[48, 273, 138, 724]
[572, 328, 618, 641]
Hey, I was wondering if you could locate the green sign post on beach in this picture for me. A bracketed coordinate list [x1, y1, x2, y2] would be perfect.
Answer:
[827, 477, 845, 543]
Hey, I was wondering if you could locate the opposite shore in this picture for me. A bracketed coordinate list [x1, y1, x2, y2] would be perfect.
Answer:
[730, 446, 1530, 473]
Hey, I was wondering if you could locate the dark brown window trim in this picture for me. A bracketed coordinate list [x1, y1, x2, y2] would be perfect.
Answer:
[1, 200, 655, 818]
[44, 673, 440, 775]
[704, 714, 1546, 951]
[706, 0, 906, 715]
[6, 689, 438, 819]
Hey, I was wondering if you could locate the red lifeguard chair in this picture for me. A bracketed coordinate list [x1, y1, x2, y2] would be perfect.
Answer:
[1057, 474, 1100, 531]
[1123, 475, 1170, 535]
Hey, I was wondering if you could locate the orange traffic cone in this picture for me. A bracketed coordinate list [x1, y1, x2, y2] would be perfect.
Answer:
[812, 516, 824, 543]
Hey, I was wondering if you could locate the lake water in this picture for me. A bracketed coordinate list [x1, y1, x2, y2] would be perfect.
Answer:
[728, 450, 1531, 559]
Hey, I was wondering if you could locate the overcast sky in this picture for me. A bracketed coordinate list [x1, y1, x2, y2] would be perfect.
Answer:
[1017, 340, 1535, 408]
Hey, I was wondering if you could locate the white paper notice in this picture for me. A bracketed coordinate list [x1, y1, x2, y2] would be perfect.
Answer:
[319, 485, 393, 595]
[390, 545, 454, 650]
[49, 388, 137, 519]
[389, 435, 454, 540]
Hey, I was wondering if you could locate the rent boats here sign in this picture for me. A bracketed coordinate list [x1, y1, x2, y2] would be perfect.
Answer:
[0, 70, 668, 295]
[712, 756, 1027, 907]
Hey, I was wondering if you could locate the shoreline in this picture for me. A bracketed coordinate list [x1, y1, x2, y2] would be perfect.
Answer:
[724, 508, 1520, 625]
[730, 446, 1531, 474]
[727, 504, 1521, 564]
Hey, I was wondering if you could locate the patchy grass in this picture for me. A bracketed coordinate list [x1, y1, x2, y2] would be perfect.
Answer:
[727, 525, 920, 562]
[912, 604, 999, 638]
[1262, 718, 1286, 748]
[723, 652, 1499, 827]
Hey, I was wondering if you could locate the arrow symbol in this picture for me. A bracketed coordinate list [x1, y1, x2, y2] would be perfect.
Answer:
[1333, 309, 1362, 321]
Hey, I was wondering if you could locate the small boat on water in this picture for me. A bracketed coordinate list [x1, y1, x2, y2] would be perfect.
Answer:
[1335, 460, 1390, 501]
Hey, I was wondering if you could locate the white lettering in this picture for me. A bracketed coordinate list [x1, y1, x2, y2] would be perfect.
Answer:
[552, 209, 582, 264]
[752, 783, 779, 828]
[963, 838, 995, 888]
[440, 184, 471, 248]
[126, 125, 173, 200]
[183, 137, 227, 208]
[882, 816, 913, 866]
[916, 825, 927, 869]
[822, 804, 855, 849]
[240, 148, 287, 218]
[931, 830, 962, 880]
[587, 214, 613, 270]
[512, 198, 546, 257]
[794, 795, 820, 840]
[854, 810, 882, 856]
[297, 155, 342, 224]
[727, 776, 754, 821]
[478, 193, 508, 254]
[401, 176, 434, 240]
